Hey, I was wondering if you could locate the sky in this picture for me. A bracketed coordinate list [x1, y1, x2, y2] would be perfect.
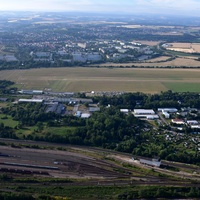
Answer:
[0, 0, 200, 16]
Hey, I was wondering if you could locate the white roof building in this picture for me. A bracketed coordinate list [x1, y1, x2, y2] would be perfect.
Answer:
[18, 99, 44, 103]
[81, 113, 91, 119]
[158, 108, 178, 113]
[140, 158, 161, 167]
[171, 119, 185, 125]
[19, 90, 43, 95]
[120, 109, 129, 114]
[133, 109, 159, 120]
[191, 125, 200, 129]
[146, 115, 159, 120]
[187, 120, 199, 125]
[134, 109, 155, 115]
[162, 111, 170, 119]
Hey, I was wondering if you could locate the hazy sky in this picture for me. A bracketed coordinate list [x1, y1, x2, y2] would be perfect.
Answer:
[0, 0, 200, 16]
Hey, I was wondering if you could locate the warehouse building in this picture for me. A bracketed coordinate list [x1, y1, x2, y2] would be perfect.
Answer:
[134, 109, 155, 115]
[133, 109, 159, 119]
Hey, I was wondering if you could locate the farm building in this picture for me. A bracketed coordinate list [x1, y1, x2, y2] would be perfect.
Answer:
[45, 92, 74, 97]
[18, 99, 44, 103]
[18, 90, 43, 95]
[140, 158, 161, 167]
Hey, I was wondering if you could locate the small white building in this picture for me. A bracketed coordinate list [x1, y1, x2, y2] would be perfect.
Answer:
[140, 158, 161, 167]
[162, 111, 170, 119]
[191, 125, 200, 129]
[187, 120, 199, 125]
[81, 113, 91, 119]
[75, 111, 82, 117]
[120, 109, 129, 114]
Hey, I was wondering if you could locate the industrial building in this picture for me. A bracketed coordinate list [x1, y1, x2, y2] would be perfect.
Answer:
[133, 109, 159, 119]
[134, 109, 155, 115]
[45, 102, 66, 115]
[158, 108, 178, 119]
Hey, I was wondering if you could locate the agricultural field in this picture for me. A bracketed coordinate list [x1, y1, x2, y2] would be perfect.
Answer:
[144, 56, 171, 62]
[166, 43, 200, 53]
[97, 57, 200, 67]
[0, 67, 200, 93]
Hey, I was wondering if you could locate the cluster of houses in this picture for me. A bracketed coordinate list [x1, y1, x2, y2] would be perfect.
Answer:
[121, 108, 178, 120]
[120, 107, 200, 131]
[171, 119, 200, 129]
[27, 39, 157, 64]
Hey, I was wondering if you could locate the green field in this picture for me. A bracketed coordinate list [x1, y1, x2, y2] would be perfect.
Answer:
[0, 114, 18, 128]
[163, 82, 200, 92]
[45, 126, 75, 135]
[0, 67, 200, 93]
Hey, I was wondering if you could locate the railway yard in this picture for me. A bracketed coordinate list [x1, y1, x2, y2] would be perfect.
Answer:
[0, 138, 200, 188]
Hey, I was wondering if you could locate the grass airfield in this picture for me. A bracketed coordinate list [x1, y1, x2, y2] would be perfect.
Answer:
[0, 67, 200, 93]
